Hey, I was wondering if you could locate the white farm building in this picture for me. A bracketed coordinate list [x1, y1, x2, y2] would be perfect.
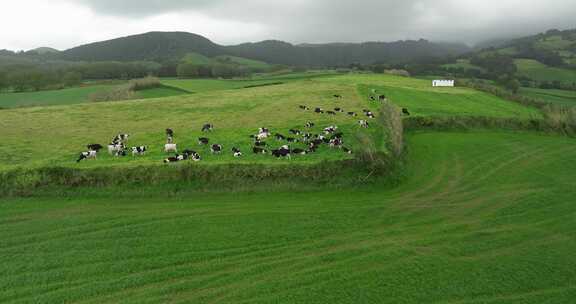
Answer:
[432, 80, 455, 87]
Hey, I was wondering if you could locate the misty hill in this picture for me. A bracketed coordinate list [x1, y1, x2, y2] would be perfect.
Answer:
[59, 31, 471, 66]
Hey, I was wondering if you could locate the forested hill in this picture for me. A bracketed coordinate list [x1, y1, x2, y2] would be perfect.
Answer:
[58, 31, 470, 66]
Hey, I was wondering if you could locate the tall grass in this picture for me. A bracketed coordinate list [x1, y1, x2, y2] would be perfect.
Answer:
[379, 101, 404, 157]
[88, 77, 160, 102]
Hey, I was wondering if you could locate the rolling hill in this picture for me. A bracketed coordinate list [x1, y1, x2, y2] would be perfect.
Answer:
[58, 31, 470, 66]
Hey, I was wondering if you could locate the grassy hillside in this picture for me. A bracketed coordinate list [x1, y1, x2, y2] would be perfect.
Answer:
[520, 87, 576, 106]
[0, 74, 540, 171]
[515, 59, 576, 82]
[1, 131, 575, 303]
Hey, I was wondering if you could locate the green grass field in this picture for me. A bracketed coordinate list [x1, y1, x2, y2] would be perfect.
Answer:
[2, 72, 574, 303]
[0, 74, 538, 171]
[515, 59, 576, 82]
[0, 85, 117, 108]
[2, 131, 575, 303]
[520, 87, 576, 106]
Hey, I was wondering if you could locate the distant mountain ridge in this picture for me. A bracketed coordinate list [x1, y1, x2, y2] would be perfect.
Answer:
[59, 31, 471, 66]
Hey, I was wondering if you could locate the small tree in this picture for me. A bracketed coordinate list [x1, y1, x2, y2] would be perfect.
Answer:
[62, 71, 83, 87]
[177, 63, 199, 78]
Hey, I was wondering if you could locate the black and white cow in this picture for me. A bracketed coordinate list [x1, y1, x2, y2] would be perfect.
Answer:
[198, 137, 210, 145]
[331, 132, 344, 139]
[166, 129, 174, 143]
[366, 111, 375, 119]
[330, 138, 343, 148]
[324, 126, 338, 135]
[305, 121, 315, 128]
[315, 107, 324, 114]
[334, 107, 344, 113]
[326, 111, 337, 115]
[342, 147, 353, 154]
[333, 94, 342, 98]
[131, 146, 147, 156]
[272, 146, 291, 159]
[347, 112, 358, 117]
[254, 140, 267, 147]
[202, 124, 214, 132]
[379, 95, 387, 101]
[402, 108, 411, 116]
[108, 143, 125, 155]
[112, 134, 130, 144]
[211, 144, 223, 154]
[131, 146, 146, 155]
[275, 133, 286, 141]
[182, 149, 202, 162]
[359, 120, 370, 128]
[299, 105, 310, 111]
[370, 96, 376, 101]
[302, 133, 313, 142]
[76, 150, 97, 163]
[232, 147, 243, 158]
[286, 137, 299, 143]
[86, 144, 103, 152]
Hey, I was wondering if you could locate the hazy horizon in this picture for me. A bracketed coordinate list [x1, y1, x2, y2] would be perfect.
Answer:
[1, 0, 575, 51]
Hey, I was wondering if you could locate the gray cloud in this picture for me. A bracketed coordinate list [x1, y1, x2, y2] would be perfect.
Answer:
[75, 0, 576, 44]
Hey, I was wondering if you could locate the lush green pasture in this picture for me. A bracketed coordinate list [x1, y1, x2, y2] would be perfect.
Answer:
[135, 85, 190, 99]
[515, 59, 576, 82]
[0, 74, 542, 171]
[0, 85, 116, 108]
[520, 87, 576, 106]
[333, 74, 541, 118]
[1, 131, 575, 303]
[0, 78, 375, 171]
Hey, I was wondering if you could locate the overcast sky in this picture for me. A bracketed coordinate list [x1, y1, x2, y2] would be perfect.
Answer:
[1, 0, 575, 51]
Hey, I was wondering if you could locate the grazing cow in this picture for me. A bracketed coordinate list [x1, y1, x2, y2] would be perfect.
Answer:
[347, 112, 357, 117]
[232, 147, 243, 158]
[291, 148, 307, 155]
[255, 141, 266, 147]
[334, 107, 344, 113]
[330, 138, 343, 148]
[289, 129, 301, 136]
[359, 120, 370, 128]
[253, 147, 268, 154]
[198, 137, 210, 145]
[77, 150, 97, 163]
[379, 95, 387, 101]
[308, 142, 318, 153]
[275, 133, 286, 141]
[115, 149, 128, 157]
[166, 129, 174, 144]
[324, 126, 338, 134]
[87, 144, 103, 152]
[314, 107, 324, 114]
[362, 109, 370, 113]
[259, 127, 270, 135]
[164, 143, 178, 153]
[163, 156, 180, 164]
[202, 124, 214, 132]
[342, 147, 353, 154]
[402, 108, 411, 116]
[333, 94, 342, 98]
[108, 143, 125, 155]
[131, 146, 147, 156]
[302, 133, 312, 142]
[326, 111, 337, 115]
[112, 134, 129, 144]
[370, 96, 376, 101]
[286, 137, 299, 143]
[299, 105, 310, 111]
[183, 149, 202, 162]
[211, 144, 223, 154]
[311, 139, 324, 146]
[366, 111, 375, 119]
[305, 121, 315, 128]
[272, 147, 291, 159]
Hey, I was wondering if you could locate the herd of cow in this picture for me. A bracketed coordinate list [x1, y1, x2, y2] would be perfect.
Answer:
[76, 92, 406, 164]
